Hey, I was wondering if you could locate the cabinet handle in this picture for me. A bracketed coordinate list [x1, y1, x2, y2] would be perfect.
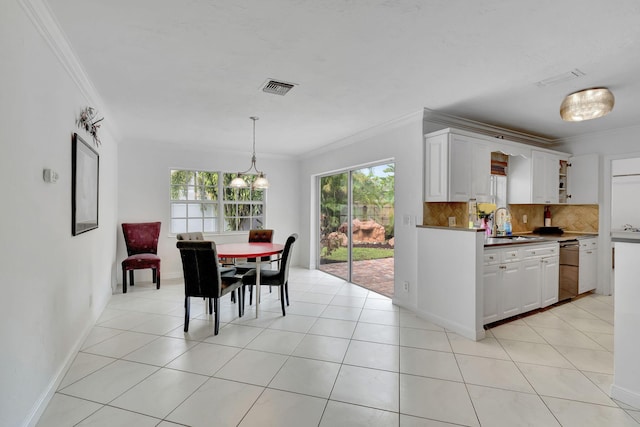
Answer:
[500, 265, 507, 269]
[587, 251, 593, 254]
[531, 251, 536, 255]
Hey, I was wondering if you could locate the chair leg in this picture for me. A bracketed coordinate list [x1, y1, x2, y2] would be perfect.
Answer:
[156, 268, 160, 289]
[248, 284, 253, 306]
[152, 268, 156, 284]
[129, 270, 135, 286]
[214, 298, 221, 335]
[231, 290, 236, 303]
[122, 269, 127, 294]
[285, 281, 289, 306]
[238, 288, 244, 317]
[209, 298, 213, 315]
[184, 297, 190, 332]
[280, 286, 286, 316]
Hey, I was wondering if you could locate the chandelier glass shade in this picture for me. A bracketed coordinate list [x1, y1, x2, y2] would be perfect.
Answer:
[560, 87, 614, 122]
[230, 117, 269, 189]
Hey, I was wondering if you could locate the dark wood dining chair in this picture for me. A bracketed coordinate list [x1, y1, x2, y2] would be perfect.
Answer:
[177, 240, 244, 335]
[234, 229, 275, 274]
[121, 222, 161, 294]
[242, 233, 297, 315]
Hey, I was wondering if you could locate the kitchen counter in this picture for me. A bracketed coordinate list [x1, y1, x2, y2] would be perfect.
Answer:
[484, 232, 597, 247]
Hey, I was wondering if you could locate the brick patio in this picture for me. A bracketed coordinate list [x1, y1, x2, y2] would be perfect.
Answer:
[319, 257, 394, 298]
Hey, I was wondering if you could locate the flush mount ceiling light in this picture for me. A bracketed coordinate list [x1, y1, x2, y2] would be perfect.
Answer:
[560, 87, 615, 122]
[230, 117, 269, 190]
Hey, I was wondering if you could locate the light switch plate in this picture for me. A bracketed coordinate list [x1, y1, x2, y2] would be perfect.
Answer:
[448, 217, 456, 227]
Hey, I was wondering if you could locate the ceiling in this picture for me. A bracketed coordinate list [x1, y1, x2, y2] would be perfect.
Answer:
[46, 0, 640, 156]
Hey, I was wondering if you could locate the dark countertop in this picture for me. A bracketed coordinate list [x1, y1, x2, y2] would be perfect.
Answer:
[484, 232, 598, 247]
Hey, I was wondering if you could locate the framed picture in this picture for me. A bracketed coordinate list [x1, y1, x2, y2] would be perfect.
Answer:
[72, 132, 99, 235]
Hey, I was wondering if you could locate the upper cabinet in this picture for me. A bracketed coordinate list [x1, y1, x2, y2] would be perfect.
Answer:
[508, 151, 565, 204]
[424, 129, 491, 202]
[566, 154, 599, 204]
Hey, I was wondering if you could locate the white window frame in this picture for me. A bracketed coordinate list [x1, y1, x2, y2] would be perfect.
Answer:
[170, 169, 266, 234]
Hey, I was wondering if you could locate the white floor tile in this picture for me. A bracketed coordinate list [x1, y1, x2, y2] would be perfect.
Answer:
[399, 347, 462, 382]
[363, 298, 399, 312]
[329, 295, 367, 308]
[331, 365, 399, 412]
[291, 334, 350, 363]
[123, 336, 197, 366]
[320, 400, 399, 427]
[489, 322, 546, 343]
[58, 353, 115, 390]
[456, 354, 535, 393]
[400, 374, 479, 426]
[499, 339, 574, 368]
[583, 331, 615, 352]
[239, 388, 326, 427]
[269, 356, 340, 398]
[352, 322, 399, 345]
[166, 377, 263, 427]
[320, 305, 363, 321]
[309, 318, 357, 339]
[517, 363, 616, 406]
[36, 394, 101, 427]
[214, 349, 288, 386]
[59, 360, 158, 404]
[555, 345, 614, 374]
[266, 313, 318, 333]
[81, 331, 159, 358]
[399, 414, 460, 426]
[344, 340, 399, 371]
[398, 313, 445, 331]
[203, 324, 263, 347]
[446, 333, 510, 359]
[359, 308, 400, 326]
[165, 342, 240, 376]
[245, 329, 306, 355]
[543, 396, 640, 427]
[79, 327, 124, 350]
[110, 368, 208, 418]
[400, 328, 450, 352]
[129, 315, 185, 335]
[532, 326, 606, 350]
[76, 405, 160, 426]
[467, 384, 559, 427]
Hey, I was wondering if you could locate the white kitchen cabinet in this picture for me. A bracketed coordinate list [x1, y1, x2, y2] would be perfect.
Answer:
[424, 129, 491, 202]
[579, 237, 598, 293]
[541, 255, 559, 307]
[567, 154, 599, 204]
[483, 242, 559, 324]
[508, 151, 564, 204]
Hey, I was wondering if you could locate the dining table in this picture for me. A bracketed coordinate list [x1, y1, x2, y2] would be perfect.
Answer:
[215, 242, 284, 318]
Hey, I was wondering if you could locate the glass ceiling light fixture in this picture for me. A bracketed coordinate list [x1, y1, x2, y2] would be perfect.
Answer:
[229, 116, 270, 190]
[560, 87, 615, 122]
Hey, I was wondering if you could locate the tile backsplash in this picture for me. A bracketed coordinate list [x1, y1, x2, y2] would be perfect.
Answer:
[424, 202, 599, 233]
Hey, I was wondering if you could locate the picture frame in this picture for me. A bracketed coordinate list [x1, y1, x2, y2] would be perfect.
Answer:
[72, 132, 99, 235]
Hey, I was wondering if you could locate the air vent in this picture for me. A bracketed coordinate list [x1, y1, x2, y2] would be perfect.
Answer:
[262, 79, 295, 96]
[535, 69, 585, 87]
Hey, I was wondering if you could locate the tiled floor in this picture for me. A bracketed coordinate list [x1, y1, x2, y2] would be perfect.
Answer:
[37, 268, 640, 426]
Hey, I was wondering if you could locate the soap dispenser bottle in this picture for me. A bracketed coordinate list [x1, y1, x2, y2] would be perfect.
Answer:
[504, 215, 512, 236]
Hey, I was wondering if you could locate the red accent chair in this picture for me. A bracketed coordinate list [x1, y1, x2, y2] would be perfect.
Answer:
[121, 222, 161, 293]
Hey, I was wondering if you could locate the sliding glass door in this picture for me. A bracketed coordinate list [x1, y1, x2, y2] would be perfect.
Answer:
[318, 163, 395, 296]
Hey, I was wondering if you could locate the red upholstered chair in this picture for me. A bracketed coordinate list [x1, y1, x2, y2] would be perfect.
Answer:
[121, 222, 161, 294]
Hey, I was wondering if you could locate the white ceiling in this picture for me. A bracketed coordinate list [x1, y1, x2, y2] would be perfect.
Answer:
[46, 0, 640, 156]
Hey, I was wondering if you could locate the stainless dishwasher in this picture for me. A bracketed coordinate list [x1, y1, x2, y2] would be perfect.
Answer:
[559, 240, 579, 301]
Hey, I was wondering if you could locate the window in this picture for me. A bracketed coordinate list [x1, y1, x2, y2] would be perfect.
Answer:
[170, 170, 265, 234]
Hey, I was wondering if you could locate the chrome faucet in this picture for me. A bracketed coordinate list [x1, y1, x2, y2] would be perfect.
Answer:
[492, 207, 511, 236]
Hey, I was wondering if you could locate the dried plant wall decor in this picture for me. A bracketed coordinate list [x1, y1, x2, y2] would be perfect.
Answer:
[76, 107, 104, 146]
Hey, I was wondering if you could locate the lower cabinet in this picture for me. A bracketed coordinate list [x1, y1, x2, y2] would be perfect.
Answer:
[483, 243, 559, 324]
[579, 238, 598, 294]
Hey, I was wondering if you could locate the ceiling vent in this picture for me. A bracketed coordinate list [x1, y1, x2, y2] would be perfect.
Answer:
[535, 69, 585, 87]
[262, 79, 296, 96]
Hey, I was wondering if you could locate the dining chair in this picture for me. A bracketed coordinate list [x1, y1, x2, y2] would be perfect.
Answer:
[176, 232, 236, 276]
[242, 233, 297, 315]
[234, 229, 276, 274]
[121, 222, 161, 294]
[177, 240, 244, 335]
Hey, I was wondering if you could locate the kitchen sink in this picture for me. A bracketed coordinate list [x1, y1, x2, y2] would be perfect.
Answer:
[484, 235, 545, 246]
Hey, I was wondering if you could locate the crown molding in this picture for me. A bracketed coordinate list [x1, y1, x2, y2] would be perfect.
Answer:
[423, 108, 557, 146]
[19, 0, 120, 140]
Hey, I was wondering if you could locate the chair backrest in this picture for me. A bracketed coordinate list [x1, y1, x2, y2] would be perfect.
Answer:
[122, 222, 161, 256]
[248, 229, 273, 243]
[176, 232, 204, 241]
[277, 233, 298, 284]
[176, 240, 223, 298]
[248, 229, 273, 261]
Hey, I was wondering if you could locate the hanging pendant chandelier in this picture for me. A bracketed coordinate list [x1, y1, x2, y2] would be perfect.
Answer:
[560, 87, 615, 122]
[229, 116, 270, 189]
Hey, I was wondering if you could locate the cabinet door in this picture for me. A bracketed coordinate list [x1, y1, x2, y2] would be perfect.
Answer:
[449, 136, 472, 201]
[483, 264, 501, 324]
[521, 259, 542, 312]
[579, 247, 598, 293]
[532, 151, 559, 204]
[501, 263, 522, 319]
[471, 142, 491, 202]
[424, 133, 449, 201]
[568, 154, 599, 204]
[541, 256, 559, 307]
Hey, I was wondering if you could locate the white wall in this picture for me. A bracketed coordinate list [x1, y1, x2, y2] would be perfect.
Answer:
[117, 141, 301, 283]
[0, 2, 119, 426]
[297, 111, 424, 309]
